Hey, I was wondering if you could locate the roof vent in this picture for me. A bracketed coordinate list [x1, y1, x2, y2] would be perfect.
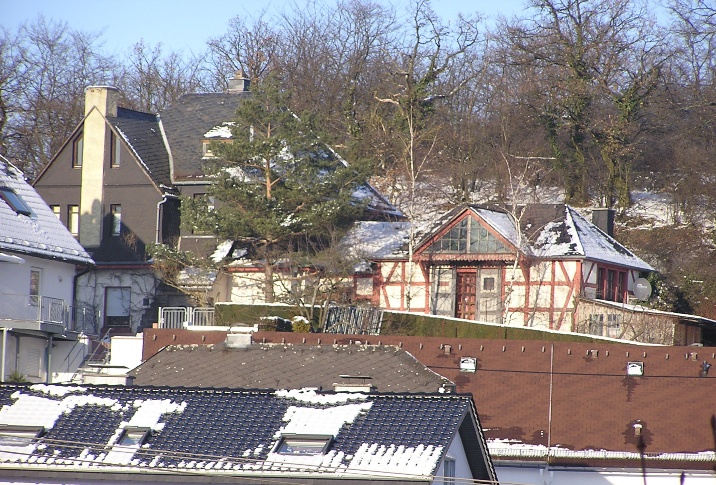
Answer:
[334, 375, 375, 393]
[225, 328, 254, 349]
[460, 357, 477, 373]
[626, 362, 644, 376]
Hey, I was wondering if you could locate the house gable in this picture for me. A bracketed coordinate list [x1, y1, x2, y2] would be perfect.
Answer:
[415, 206, 518, 262]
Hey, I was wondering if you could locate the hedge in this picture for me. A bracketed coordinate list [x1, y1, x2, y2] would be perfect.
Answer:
[380, 311, 603, 342]
[215, 303, 604, 343]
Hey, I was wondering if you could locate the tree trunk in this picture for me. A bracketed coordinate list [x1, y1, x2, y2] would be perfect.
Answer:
[263, 261, 275, 303]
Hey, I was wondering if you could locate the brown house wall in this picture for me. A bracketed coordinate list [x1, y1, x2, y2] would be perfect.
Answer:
[34, 137, 82, 229]
[35, 122, 164, 259]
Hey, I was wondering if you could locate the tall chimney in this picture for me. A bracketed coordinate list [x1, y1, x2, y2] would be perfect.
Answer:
[79, 86, 119, 249]
[592, 208, 615, 237]
[226, 72, 250, 93]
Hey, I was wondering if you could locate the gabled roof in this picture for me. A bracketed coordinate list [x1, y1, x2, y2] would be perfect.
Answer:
[415, 204, 653, 271]
[159, 93, 249, 181]
[131, 342, 453, 392]
[159, 92, 403, 219]
[108, 107, 172, 188]
[0, 383, 495, 482]
[247, 331, 716, 471]
[0, 156, 93, 265]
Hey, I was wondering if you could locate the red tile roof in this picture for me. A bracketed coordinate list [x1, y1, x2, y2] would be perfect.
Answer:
[142, 329, 716, 469]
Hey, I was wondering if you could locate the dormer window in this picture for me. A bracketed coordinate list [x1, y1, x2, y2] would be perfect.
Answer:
[117, 427, 150, 447]
[202, 141, 215, 158]
[274, 434, 332, 455]
[0, 187, 32, 216]
[0, 426, 43, 447]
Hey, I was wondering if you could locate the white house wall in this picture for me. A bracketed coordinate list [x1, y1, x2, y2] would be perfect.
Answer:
[432, 430, 472, 485]
[76, 268, 158, 332]
[13, 333, 46, 382]
[50, 337, 89, 383]
[227, 270, 317, 305]
[0, 251, 75, 326]
[378, 261, 427, 312]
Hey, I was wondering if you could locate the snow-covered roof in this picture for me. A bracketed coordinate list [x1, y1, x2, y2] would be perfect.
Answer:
[0, 157, 93, 266]
[203, 122, 235, 139]
[414, 204, 653, 271]
[341, 221, 412, 260]
[488, 441, 716, 464]
[0, 384, 494, 482]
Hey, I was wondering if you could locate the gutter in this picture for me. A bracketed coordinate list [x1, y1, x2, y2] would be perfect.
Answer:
[73, 267, 92, 317]
[155, 193, 180, 245]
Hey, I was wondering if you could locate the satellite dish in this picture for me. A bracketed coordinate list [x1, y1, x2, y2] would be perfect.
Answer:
[633, 278, 652, 301]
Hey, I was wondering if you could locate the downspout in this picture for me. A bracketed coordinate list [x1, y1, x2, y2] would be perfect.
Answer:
[14, 335, 20, 375]
[1, 328, 6, 382]
[73, 267, 91, 308]
[73, 266, 91, 333]
[547, 343, 554, 463]
[155, 192, 179, 245]
[46, 335, 53, 384]
[156, 195, 168, 244]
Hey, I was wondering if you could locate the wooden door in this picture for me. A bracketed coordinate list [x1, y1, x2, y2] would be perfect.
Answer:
[456, 270, 477, 320]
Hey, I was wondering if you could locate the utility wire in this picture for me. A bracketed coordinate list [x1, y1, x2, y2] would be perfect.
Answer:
[0, 432, 521, 485]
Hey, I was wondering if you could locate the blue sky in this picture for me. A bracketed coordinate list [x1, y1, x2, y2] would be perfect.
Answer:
[1, 0, 529, 57]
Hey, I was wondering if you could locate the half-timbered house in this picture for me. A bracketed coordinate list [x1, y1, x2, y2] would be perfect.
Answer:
[348, 204, 655, 333]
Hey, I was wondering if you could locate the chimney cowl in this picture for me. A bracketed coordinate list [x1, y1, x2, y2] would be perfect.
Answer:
[592, 207, 615, 237]
[226, 72, 250, 93]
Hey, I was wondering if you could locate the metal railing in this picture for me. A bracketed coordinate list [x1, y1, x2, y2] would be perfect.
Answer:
[0, 293, 100, 335]
[70, 305, 101, 336]
[158, 307, 215, 329]
[323, 305, 383, 335]
[0, 293, 66, 325]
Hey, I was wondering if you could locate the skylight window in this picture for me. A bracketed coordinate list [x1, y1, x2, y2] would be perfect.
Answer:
[0, 187, 32, 216]
[118, 427, 150, 447]
[0, 426, 43, 447]
[275, 435, 332, 455]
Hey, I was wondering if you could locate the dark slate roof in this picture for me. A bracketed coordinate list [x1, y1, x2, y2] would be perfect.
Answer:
[159, 93, 248, 181]
[0, 384, 495, 482]
[0, 156, 93, 265]
[108, 107, 172, 188]
[131, 342, 453, 392]
[251, 331, 716, 471]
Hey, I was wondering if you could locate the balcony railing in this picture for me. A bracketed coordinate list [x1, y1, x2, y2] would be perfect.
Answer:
[0, 293, 100, 336]
[158, 307, 215, 329]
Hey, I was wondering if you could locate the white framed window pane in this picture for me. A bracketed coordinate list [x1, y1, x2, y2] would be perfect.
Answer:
[68, 205, 79, 236]
[110, 205, 121, 236]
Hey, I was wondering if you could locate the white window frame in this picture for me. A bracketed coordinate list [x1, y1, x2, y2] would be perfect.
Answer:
[0, 426, 43, 447]
[72, 134, 83, 168]
[443, 457, 456, 484]
[29, 268, 41, 306]
[68, 205, 79, 237]
[110, 132, 121, 168]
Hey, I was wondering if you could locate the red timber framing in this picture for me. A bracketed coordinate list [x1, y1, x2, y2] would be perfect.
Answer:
[391, 207, 585, 328]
